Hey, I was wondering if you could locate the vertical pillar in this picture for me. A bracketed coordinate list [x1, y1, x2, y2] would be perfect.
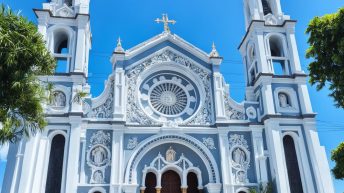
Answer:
[218, 131, 232, 193]
[303, 120, 335, 193]
[31, 135, 49, 193]
[285, 27, 302, 73]
[113, 69, 126, 120]
[297, 83, 313, 114]
[213, 74, 226, 122]
[252, 127, 268, 184]
[264, 120, 289, 193]
[261, 81, 275, 115]
[79, 130, 86, 184]
[255, 31, 270, 73]
[17, 134, 41, 193]
[110, 129, 124, 193]
[65, 117, 82, 193]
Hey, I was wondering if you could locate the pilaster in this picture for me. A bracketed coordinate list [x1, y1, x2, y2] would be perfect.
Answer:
[110, 128, 124, 193]
[65, 116, 82, 193]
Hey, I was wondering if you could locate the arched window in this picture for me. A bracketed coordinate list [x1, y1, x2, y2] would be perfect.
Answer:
[45, 134, 66, 193]
[283, 135, 304, 193]
[261, 0, 272, 15]
[52, 29, 71, 73]
[94, 191, 101, 193]
[267, 35, 290, 75]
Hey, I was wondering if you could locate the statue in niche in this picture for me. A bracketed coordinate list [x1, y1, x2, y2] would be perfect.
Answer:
[91, 146, 107, 165]
[236, 170, 246, 183]
[233, 147, 246, 165]
[278, 93, 290, 108]
[51, 91, 66, 107]
[93, 170, 104, 183]
[166, 146, 176, 162]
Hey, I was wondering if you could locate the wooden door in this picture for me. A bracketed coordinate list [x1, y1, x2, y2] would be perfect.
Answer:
[145, 172, 157, 193]
[187, 172, 199, 193]
[161, 170, 181, 193]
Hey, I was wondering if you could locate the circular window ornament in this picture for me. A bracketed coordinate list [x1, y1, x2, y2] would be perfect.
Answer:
[150, 82, 188, 115]
[139, 72, 200, 122]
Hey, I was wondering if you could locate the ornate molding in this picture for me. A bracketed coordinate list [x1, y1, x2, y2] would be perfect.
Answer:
[202, 137, 216, 150]
[228, 134, 250, 184]
[223, 92, 245, 120]
[86, 131, 112, 184]
[86, 81, 114, 119]
[127, 137, 139, 150]
[126, 49, 213, 126]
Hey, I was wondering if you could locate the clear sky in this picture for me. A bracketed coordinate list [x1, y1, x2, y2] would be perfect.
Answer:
[0, 0, 343, 192]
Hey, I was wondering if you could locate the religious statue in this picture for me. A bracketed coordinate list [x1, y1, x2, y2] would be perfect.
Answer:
[233, 147, 246, 165]
[166, 146, 176, 162]
[93, 170, 104, 183]
[91, 146, 106, 165]
[51, 91, 66, 107]
[278, 93, 290, 108]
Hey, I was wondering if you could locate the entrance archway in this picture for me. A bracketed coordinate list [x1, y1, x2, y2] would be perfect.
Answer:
[161, 170, 181, 193]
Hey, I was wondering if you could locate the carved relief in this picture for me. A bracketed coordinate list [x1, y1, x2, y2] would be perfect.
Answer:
[87, 81, 114, 119]
[229, 134, 250, 184]
[223, 93, 245, 120]
[278, 93, 290, 108]
[203, 137, 216, 150]
[126, 50, 213, 126]
[50, 91, 66, 108]
[87, 131, 111, 184]
[127, 137, 138, 150]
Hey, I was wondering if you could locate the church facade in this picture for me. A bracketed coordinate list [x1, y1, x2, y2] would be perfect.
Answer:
[1, 0, 335, 193]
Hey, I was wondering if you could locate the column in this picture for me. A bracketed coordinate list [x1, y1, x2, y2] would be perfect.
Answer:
[110, 129, 124, 193]
[213, 73, 226, 122]
[297, 84, 313, 114]
[303, 120, 335, 193]
[261, 82, 275, 115]
[31, 135, 49, 193]
[218, 131, 232, 193]
[264, 120, 289, 193]
[65, 117, 82, 193]
[252, 127, 268, 184]
[285, 27, 302, 73]
[113, 69, 126, 120]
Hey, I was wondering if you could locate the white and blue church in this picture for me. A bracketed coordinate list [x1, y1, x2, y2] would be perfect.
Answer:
[1, 0, 336, 193]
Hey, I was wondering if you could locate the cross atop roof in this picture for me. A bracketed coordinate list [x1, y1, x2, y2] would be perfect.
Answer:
[155, 14, 176, 33]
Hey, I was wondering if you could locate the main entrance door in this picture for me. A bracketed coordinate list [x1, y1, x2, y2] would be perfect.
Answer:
[161, 170, 181, 193]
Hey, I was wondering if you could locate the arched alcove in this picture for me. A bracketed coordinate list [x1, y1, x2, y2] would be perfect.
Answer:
[187, 172, 199, 193]
[283, 135, 304, 193]
[144, 172, 157, 193]
[45, 134, 66, 193]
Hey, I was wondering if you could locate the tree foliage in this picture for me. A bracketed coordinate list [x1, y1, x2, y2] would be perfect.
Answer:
[0, 5, 55, 144]
[306, 8, 344, 108]
[331, 142, 344, 180]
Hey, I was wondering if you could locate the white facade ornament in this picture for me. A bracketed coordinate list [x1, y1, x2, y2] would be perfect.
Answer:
[126, 50, 213, 125]
[223, 93, 245, 120]
[51, 91, 66, 108]
[166, 146, 176, 162]
[87, 81, 114, 119]
[115, 37, 125, 53]
[228, 134, 250, 184]
[203, 137, 216, 150]
[87, 131, 112, 184]
[246, 106, 257, 119]
[127, 137, 138, 150]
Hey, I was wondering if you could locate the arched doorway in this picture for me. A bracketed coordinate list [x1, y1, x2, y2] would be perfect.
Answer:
[161, 170, 181, 193]
[187, 172, 199, 193]
[145, 172, 157, 193]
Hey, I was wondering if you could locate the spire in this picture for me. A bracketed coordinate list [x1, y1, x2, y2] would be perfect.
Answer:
[209, 42, 220, 58]
[114, 37, 125, 53]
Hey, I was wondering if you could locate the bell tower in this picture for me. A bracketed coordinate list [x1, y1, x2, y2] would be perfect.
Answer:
[239, 1, 335, 193]
[35, 0, 91, 75]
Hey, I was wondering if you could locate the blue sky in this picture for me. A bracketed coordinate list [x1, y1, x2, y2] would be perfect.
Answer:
[0, 0, 343, 192]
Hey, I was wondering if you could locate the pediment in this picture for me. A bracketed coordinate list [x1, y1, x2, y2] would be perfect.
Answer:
[121, 33, 214, 70]
[55, 5, 75, 17]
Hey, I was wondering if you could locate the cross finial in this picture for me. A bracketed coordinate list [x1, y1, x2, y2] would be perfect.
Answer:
[210, 42, 220, 58]
[114, 37, 125, 53]
[155, 14, 176, 33]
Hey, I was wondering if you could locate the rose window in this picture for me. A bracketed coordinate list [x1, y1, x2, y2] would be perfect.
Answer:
[139, 71, 201, 122]
[150, 83, 188, 115]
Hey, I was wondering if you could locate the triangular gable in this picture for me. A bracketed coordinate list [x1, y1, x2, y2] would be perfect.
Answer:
[122, 33, 214, 70]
